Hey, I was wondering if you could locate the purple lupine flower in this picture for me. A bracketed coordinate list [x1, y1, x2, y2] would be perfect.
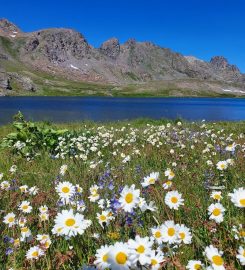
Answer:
[6, 248, 13, 255]
[57, 200, 64, 207]
[3, 236, 11, 244]
[108, 182, 114, 190]
[110, 198, 121, 212]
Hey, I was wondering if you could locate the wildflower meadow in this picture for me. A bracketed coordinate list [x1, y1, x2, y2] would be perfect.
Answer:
[0, 115, 244, 270]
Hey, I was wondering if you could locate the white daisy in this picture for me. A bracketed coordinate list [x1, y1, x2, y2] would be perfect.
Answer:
[165, 168, 175, 180]
[119, 184, 140, 212]
[141, 172, 159, 187]
[108, 242, 133, 270]
[26, 246, 44, 260]
[205, 245, 225, 270]
[165, 190, 184, 210]
[97, 210, 114, 227]
[39, 205, 49, 213]
[56, 181, 75, 204]
[128, 235, 153, 265]
[19, 185, 28, 193]
[36, 234, 51, 249]
[229, 187, 245, 208]
[186, 260, 203, 270]
[236, 246, 245, 266]
[0, 180, 10, 190]
[19, 201, 32, 213]
[210, 191, 222, 201]
[39, 212, 49, 222]
[216, 161, 228, 171]
[3, 212, 16, 227]
[88, 192, 100, 202]
[177, 224, 192, 244]
[138, 198, 157, 212]
[149, 250, 165, 270]
[161, 220, 178, 244]
[53, 209, 91, 237]
[208, 203, 225, 223]
[151, 226, 164, 244]
[225, 143, 236, 152]
[94, 245, 111, 269]
[20, 226, 32, 240]
[29, 186, 39, 195]
[162, 180, 173, 190]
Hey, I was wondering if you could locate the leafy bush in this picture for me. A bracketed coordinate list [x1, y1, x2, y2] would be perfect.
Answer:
[1, 112, 69, 159]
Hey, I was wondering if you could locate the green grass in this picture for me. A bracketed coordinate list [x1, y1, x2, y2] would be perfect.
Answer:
[0, 119, 244, 269]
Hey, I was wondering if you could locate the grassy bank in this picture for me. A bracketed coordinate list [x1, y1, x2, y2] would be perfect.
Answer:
[0, 118, 244, 269]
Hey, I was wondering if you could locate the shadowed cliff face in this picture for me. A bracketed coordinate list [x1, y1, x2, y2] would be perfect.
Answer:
[0, 18, 244, 94]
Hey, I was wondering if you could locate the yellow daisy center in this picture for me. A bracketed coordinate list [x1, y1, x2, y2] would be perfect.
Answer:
[194, 264, 201, 269]
[168, 227, 175, 236]
[136, 245, 145, 254]
[212, 208, 221, 216]
[115, 252, 127, 264]
[22, 205, 29, 210]
[8, 217, 14, 223]
[214, 194, 221, 200]
[212, 255, 223, 266]
[41, 214, 47, 220]
[32, 251, 38, 257]
[239, 199, 245, 206]
[125, 193, 133, 203]
[179, 232, 185, 239]
[151, 259, 158, 265]
[170, 171, 175, 177]
[102, 254, 108, 262]
[62, 186, 70, 193]
[171, 197, 178, 203]
[155, 231, 162, 238]
[149, 178, 155, 184]
[21, 227, 28, 233]
[166, 181, 172, 186]
[100, 215, 107, 221]
[65, 218, 76, 227]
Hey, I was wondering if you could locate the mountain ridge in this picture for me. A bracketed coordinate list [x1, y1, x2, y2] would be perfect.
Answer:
[0, 18, 244, 96]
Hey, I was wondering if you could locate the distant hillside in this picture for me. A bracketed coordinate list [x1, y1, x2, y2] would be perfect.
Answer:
[0, 18, 244, 96]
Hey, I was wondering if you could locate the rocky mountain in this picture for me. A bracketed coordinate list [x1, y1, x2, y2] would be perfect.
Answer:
[0, 18, 244, 96]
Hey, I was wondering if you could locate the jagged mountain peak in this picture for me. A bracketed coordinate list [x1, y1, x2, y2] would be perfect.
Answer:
[210, 56, 240, 72]
[100, 38, 120, 59]
[0, 18, 243, 88]
[0, 18, 21, 36]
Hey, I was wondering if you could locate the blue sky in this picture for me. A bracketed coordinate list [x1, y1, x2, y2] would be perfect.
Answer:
[1, 0, 245, 72]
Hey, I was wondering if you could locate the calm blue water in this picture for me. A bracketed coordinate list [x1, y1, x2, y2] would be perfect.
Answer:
[0, 97, 245, 125]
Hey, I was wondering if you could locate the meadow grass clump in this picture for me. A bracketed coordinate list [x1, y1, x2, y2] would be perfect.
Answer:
[0, 117, 244, 269]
